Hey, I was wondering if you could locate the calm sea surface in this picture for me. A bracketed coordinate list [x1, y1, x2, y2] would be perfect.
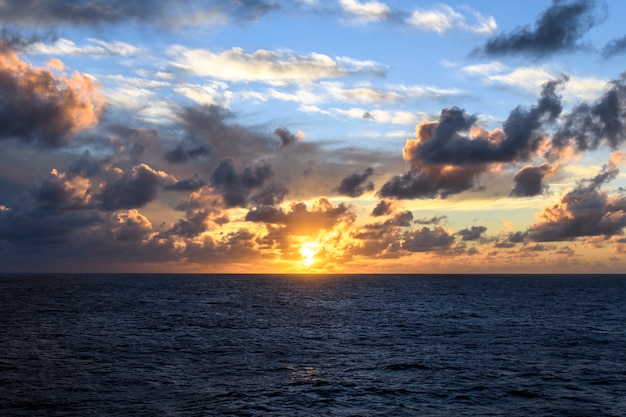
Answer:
[1, 274, 625, 416]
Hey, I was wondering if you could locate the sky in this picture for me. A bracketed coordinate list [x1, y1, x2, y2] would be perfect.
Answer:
[1, 0, 626, 274]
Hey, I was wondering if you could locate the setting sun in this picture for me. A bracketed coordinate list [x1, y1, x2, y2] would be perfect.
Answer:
[300, 241, 321, 268]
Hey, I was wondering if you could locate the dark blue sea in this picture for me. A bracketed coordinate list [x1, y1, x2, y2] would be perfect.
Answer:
[1, 274, 625, 416]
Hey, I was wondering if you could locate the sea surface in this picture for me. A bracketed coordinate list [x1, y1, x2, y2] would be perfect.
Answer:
[1, 274, 625, 416]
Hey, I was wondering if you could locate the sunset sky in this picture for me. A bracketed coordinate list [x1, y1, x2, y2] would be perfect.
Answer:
[1, 0, 626, 273]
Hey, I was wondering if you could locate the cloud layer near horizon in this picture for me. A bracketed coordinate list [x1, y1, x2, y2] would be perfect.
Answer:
[2, 1, 626, 273]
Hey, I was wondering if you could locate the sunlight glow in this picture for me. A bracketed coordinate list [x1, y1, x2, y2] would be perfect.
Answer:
[300, 241, 321, 267]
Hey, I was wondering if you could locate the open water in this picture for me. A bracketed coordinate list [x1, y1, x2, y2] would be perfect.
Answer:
[1, 274, 625, 416]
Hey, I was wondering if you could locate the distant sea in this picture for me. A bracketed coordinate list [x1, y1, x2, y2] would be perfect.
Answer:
[1, 274, 625, 416]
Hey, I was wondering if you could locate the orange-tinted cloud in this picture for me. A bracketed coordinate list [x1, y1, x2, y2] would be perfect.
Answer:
[527, 162, 626, 242]
[0, 42, 104, 146]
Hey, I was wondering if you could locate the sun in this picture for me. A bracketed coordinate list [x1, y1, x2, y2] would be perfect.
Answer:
[300, 241, 321, 268]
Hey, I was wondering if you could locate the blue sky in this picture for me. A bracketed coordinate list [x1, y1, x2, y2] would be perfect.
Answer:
[1, 0, 626, 273]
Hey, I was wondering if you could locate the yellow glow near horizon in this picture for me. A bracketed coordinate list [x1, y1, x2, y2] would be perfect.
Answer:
[300, 241, 321, 268]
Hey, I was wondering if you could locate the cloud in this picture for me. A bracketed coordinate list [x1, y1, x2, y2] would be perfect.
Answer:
[510, 163, 556, 197]
[474, 0, 599, 58]
[361, 210, 413, 233]
[107, 209, 153, 241]
[401, 226, 455, 252]
[378, 166, 482, 199]
[174, 81, 234, 108]
[414, 215, 447, 225]
[274, 127, 303, 146]
[33, 169, 94, 210]
[0, 42, 104, 147]
[334, 167, 375, 197]
[165, 144, 210, 164]
[407, 4, 496, 34]
[0, 0, 164, 26]
[377, 77, 595, 200]
[0, 204, 101, 246]
[335, 107, 424, 125]
[164, 209, 213, 238]
[164, 174, 207, 192]
[527, 161, 626, 241]
[0, 28, 56, 52]
[0, 0, 279, 27]
[550, 75, 626, 154]
[28, 38, 140, 57]
[245, 198, 354, 235]
[371, 199, 394, 216]
[99, 163, 174, 211]
[602, 35, 626, 58]
[406, 79, 564, 165]
[326, 83, 403, 104]
[250, 183, 290, 206]
[463, 62, 607, 101]
[169, 46, 386, 85]
[338, 0, 390, 23]
[178, 105, 276, 165]
[353, 211, 413, 248]
[209, 158, 275, 207]
[457, 225, 487, 241]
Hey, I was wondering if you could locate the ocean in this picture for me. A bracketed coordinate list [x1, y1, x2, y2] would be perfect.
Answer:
[1, 274, 625, 416]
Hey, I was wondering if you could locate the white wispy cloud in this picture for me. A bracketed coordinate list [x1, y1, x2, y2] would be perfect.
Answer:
[335, 107, 425, 125]
[262, 81, 463, 107]
[338, 0, 391, 23]
[406, 4, 496, 34]
[174, 81, 234, 107]
[29, 38, 141, 57]
[168, 46, 386, 85]
[463, 62, 608, 101]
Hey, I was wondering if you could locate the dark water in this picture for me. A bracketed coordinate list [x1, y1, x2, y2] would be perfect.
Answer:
[1, 274, 625, 416]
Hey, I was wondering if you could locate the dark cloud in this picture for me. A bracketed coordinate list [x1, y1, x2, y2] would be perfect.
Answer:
[457, 225, 487, 241]
[99, 164, 174, 211]
[550, 76, 626, 155]
[414, 215, 447, 225]
[378, 166, 481, 199]
[401, 226, 455, 253]
[335, 167, 375, 198]
[494, 231, 528, 248]
[474, 0, 599, 58]
[357, 211, 413, 237]
[0, 42, 104, 147]
[602, 35, 626, 58]
[371, 199, 393, 216]
[509, 231, 529, 243]
[179, 105, 276, 166]
[67, 151, 108, 178]
[165, 209, 212, 238]
[210, 158, 274, 207]
[379, 79, 565, 200]
[274, 127, 299, 146]
[32, 169, 93, 210]
[510, 163, 555, 197]
[0, 0, 164, 26]
[164, 174, 207, 192]
[165, 144, 210, 164]
[408, 80, 563, 166]
[250, 183, 289, 207]
[352, 211, 413, 256]
[0, 28, 57, 52]
[0, 206, 100, 245]
[0, 0, 279, 27]
[527, 163, 626, 241]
